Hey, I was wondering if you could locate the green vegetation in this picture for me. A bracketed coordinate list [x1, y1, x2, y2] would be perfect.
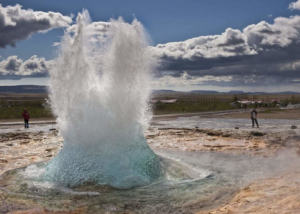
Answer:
[0, 100, 53, 119]
[1, 93, 299, 119]
[153, 97, 235, 114]
[282, 95, 300, 105]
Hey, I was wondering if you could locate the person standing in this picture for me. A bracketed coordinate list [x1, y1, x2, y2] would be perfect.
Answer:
[251, 108, 259, 128]
[22, 109, 30, 128]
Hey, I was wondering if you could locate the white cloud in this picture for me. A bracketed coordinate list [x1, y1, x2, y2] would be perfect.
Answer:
[151, 28, 257, 61]
[0, 55, 54, 78]
[152, 72, 233, 88]
[244, 16, 300, 48]
[148, 13, 300, 89]
[2, 6, 300, 90]
[289, 0, 300, 10]
[151, 15, 300, 63]
[0, 4, 73, 48]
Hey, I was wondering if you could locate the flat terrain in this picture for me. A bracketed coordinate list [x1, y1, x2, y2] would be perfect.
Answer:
[206, 108, 300, 120]
[0, 102, 299, 213]
[1, 91, 299, 119]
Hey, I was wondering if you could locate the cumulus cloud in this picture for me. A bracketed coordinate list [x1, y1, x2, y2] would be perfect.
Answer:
[152, 72, 233, 88]
[0, 55, 54, 79]
[0, 4, 73, 48]
[150, 14, 300, 90]
[1, 5, 300, 91]
[151, 28, 256, 61]
[289, 0, 300, 10]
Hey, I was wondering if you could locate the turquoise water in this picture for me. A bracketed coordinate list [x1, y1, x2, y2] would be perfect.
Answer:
[2, 148, 295, 213]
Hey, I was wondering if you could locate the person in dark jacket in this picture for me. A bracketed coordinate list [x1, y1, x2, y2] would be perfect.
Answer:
[251, 108, 259, 128]
[22, 109, 30, 128]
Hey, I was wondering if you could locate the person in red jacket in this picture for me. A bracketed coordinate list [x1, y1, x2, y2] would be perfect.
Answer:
[22, 109, 30, 128]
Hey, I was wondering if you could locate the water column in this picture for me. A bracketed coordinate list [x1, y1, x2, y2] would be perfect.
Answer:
[44, 10, 162, 189]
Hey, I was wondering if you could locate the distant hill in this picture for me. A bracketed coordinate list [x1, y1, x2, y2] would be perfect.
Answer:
[152, 89, 176, 93]
[228, 90, 245, 94]
[190, 90, 219, 94]
[0, 86, 299, 95]
[277, 91, 300, 94]
[0, 85, 48, 93]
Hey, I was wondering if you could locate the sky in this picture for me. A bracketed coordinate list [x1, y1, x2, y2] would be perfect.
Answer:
[0, 0, 300, 92]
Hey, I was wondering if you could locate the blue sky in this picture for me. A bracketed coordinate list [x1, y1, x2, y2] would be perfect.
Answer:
[0, 0, 295, 60]
[1, 0, 300, 92]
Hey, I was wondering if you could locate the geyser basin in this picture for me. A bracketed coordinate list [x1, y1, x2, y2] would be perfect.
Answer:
[0, 152, 235, 214]
[43, 10, 162, 188]
[2, 149, 298, 214]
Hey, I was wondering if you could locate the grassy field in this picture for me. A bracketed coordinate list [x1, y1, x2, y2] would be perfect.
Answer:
[151, 92, 300, 115]
[152, 97, 235, 114]
[0, 92, 299, 119]
[0, 94, 52, 119]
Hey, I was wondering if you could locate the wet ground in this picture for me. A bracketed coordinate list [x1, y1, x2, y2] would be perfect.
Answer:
[0, 110, 300, 213]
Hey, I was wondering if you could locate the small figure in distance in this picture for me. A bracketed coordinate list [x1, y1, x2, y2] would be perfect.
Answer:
[22, 108, 30, 128]
[251, 108, 259, 128]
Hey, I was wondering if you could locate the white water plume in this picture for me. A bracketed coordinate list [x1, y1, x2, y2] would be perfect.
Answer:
[44, 10, 161, 189]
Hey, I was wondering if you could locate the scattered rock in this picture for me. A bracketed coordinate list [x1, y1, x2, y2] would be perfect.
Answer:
[45, 148, 53, 152]
[20, 141, 30, 145]
[146, 135, 157, 139]
[0, 159, 8, 163]
[250, 131, 265, 136]
[207, 131, 223, 136]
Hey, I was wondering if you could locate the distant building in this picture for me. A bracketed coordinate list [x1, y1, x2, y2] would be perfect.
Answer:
[160, 99, 177, 104]
[150, 99, 177, 104]
[271, 99, 281, 104]
[237, 99, 252, 104]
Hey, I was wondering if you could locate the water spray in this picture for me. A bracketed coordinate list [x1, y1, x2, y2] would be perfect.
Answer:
[43, 10, 162, 189]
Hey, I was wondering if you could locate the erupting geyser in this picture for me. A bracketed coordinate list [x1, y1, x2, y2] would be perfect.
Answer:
[44, 10, 162, 189]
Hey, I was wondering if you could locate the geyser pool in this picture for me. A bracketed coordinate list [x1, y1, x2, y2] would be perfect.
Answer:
[2, 148, 299, 213]
[43, 10, 161, 189]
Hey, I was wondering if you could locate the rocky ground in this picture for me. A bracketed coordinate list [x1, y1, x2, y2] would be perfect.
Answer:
[147, 127, 300, 157]
[196, 171, 300, 214]
[0, 130, 62, 176]
[0, 108, 299, 213]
